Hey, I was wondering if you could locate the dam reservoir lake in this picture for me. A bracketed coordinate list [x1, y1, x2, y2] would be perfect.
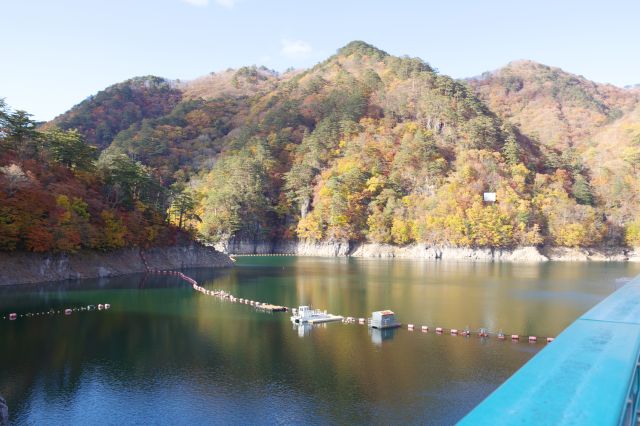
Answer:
[1, 257, 639, 425]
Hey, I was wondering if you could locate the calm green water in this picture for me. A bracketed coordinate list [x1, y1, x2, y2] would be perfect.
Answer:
[1, 257, 639, 425]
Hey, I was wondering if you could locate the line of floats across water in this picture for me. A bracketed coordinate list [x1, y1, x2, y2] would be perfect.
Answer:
[2, 254, 556, 345]
[2, 303, 111, 321]
[151, 267, 555, 345]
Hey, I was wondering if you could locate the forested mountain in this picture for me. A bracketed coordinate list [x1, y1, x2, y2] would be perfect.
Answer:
[5, 40, 640, 255]
[0, 100, 189, 253]
[468, 60, 639, 151]
[468, 60, 640, 245]
[48, 76, 183, 150]
[179, 66, 285, 101]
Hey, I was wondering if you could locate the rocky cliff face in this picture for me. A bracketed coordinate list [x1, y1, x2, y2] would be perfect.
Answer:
[215, 238, 352, 257]
[0, 245, 233, 286]
[349, 244, 550, 262]
[217, 238, 640, 262]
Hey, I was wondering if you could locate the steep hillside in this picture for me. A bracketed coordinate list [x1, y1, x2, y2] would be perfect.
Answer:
[77, 68, 289, 183]
[469, 61, 640, 244]
[102, 96, 245, 183]
[40, 41, 640, 251]
[585, 104, 640, 227]
[191, 42, 601, 249]
[0, 99, 189, 254]
[49, 76, 183, 150]
[468, 60, 640, 151]
[179, 66, 285, 100]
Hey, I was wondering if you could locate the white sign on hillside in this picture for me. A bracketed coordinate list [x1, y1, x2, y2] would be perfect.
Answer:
[483, 192, 496, 202]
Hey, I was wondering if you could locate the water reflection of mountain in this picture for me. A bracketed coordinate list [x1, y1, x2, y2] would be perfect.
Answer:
[281, 257, 632, 339]
[1, 258, 639, 424]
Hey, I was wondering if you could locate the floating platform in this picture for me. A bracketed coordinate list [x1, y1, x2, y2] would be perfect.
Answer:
[257, 304, 288, 312]
[305, 315, 344, 324]
[290, 306, 344, 324]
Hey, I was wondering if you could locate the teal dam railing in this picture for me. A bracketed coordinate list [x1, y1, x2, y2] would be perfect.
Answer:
[460, 275, 640, 426]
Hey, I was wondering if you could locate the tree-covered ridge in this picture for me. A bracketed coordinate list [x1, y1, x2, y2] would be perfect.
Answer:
[468, 59, 640, 247]
[101, 96, 244, 184]
[584, 103, 640, 236]
[49, 76, 183, 150]
[40, 41, 640, 251]
[190, 43, 623, 249]
[0, 100, 194, 253]
[179, 66, 284, 101]
[468, 60, 639, 150]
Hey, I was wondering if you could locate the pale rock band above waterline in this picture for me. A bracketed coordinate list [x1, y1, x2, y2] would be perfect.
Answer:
[0, 244, 233, 286]
[217, 239, 638, 262]
[2, 240, 638, 287]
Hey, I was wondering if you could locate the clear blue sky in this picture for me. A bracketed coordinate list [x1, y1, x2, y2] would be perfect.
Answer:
[2, 0, 639, 121]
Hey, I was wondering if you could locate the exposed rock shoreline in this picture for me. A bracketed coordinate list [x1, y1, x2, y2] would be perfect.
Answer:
[215, 239, 639, 262]
[0, 245, 234, 286]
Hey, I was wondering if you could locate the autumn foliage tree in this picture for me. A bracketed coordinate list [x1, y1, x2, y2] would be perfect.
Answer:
[0, 100, 181, 253]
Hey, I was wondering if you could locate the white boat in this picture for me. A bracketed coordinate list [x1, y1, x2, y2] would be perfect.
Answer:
[290, 306, 344, 324]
